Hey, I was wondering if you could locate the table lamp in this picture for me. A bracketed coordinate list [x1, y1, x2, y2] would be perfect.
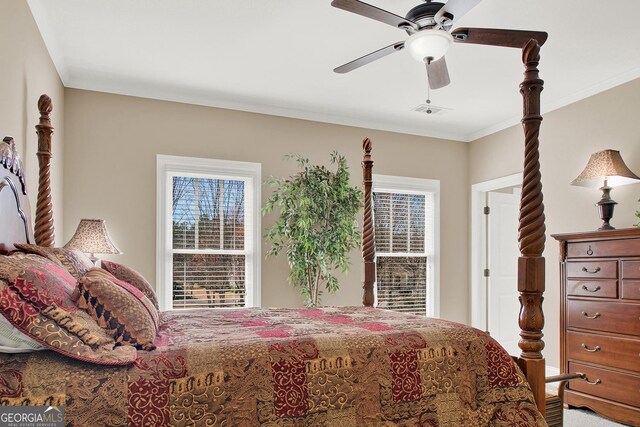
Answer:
[571, 149, 640, 230]
[64, 219, 122, 264]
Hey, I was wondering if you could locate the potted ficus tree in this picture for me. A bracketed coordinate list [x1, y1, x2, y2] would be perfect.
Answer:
[263, 152, 363, 307]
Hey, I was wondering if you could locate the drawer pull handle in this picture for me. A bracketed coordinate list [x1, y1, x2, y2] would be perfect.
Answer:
[580, 343, 601, 352]
[581, 311, 601, 319]
[583, 377, 601, 386]
[581, 267, 601, 274]
[581, 285, 601, 292]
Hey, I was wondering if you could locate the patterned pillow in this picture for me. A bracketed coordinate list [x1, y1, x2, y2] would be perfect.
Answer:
[0, 253, 136, 365]
[13, 243, 94, 279]
[74, 269, 159, 351]
[101, 260, 159, 310]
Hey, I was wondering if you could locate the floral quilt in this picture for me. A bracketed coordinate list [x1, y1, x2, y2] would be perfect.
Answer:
[0, 307, 546, 426]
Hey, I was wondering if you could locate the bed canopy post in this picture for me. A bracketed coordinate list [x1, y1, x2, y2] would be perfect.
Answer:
[34, 94, 55, 247]
[362, 138, 375, 307]
[516, 39, 546, 415]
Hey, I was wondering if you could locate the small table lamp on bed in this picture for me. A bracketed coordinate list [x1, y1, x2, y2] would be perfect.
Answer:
[571, 149, 640, 231]
[64, 219, 122, 265]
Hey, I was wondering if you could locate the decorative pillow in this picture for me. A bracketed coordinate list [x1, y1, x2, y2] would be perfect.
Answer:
[13, 243, 94, 279]
[0, 253, 136, 365]
[74, 268, 159, 351]
[101, 260, 159, 310]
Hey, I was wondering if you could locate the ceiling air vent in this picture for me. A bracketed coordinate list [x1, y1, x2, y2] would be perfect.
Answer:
[411, 103, 448, 115]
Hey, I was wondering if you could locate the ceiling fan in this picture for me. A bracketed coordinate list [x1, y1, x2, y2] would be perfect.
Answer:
[331, 0, 548, 89]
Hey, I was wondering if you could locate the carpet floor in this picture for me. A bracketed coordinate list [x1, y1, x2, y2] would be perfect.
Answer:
[563, 408, 629, 426]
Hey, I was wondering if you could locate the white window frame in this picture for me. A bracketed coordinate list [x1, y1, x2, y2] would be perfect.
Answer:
[156, 155, 261, 311]
[373, 174, 440, 317]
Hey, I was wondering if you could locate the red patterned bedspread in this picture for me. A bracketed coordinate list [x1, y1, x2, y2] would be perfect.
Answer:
[0, 307, 546, 426]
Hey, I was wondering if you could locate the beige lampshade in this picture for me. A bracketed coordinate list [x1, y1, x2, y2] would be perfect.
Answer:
[64, 219, 122, 256]
[571, 149, 640, 188]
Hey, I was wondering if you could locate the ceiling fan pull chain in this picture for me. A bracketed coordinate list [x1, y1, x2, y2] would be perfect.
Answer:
[424, 75, 435, 115]
[426, 71, 431, 105]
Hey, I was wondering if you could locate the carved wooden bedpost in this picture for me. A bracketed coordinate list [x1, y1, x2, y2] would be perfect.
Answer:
[34, 94, 55, 247]
[517, 39, 546, 415]
[362, 138, 375, 306]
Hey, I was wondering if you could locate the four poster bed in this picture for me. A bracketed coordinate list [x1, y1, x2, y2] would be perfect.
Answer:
[0, 40, 549, 425]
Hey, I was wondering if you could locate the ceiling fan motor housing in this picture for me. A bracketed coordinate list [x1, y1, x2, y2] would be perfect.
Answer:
[405, 2, 449, 28]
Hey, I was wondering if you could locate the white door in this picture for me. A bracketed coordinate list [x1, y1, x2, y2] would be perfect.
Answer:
[487, 191, 520, 356]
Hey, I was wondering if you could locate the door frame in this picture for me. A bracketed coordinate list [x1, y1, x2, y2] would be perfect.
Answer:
[470, 172, 522, 330]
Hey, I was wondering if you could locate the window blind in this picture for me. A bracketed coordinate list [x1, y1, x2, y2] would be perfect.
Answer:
[374, 192, 425, 253]
[172, 253, 245, 309]
[376, 256, 427, 314]
[374, 191, 429, 316]
[171, 176, 247, 309]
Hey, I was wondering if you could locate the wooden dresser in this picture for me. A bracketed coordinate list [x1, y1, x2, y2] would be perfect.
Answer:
[553, 228, 640, 426]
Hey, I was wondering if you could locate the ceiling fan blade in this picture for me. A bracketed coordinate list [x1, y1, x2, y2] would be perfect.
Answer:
[426, 57, 451, 89]
[334, 42, 405, 74]
[435, 0, 482, 26]
[451, 27, 548, 48]
[331, 0, 418, 31]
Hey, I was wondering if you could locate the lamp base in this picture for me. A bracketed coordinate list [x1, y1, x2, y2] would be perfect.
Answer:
[597, 221, 615, 231]
[88, 253, 100, 266]
[596, 185, 617, 231]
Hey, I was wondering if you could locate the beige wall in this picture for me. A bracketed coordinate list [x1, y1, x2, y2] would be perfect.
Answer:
[63, 89, 470, 322]
[470, 77, 640, 369]
[0, 0, 65, 242]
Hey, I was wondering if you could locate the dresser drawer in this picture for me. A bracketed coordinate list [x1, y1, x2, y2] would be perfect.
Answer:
[568, 362, 640, 408]
[568, 239, 640, 258]
[566, 261, 617, 279]
[622, 280, 640, 300]
[567, 300, 640, 336]
[567, 331, 640, 373]
[567, 279, 617, 298]
[622, 261, 640, 279]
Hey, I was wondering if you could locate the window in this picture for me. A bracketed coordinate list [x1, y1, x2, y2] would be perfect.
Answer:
[157, 155, 261, 310]
[373, 175, 439, 317]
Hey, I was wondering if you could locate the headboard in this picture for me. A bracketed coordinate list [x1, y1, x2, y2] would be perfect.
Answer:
[0, 94, 54, 253]
[0, 137, 34, 253]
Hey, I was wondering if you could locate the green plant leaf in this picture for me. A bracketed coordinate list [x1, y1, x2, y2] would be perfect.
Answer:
[263, 152, 364, 306]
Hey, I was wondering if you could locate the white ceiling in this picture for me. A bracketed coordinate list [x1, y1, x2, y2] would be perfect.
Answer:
[28, 0, 640, 142]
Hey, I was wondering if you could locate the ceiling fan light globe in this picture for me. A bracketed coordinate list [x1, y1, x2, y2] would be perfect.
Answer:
[405, 30, 453, 62]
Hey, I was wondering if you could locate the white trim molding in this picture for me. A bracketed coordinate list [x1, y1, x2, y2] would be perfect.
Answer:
[156, 155, 261, 311]
[373, 174, 441, 318]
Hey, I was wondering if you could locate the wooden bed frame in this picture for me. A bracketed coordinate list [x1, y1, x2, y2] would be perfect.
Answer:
[20, 39, 548, 415]
[360, 39, 548, 414]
